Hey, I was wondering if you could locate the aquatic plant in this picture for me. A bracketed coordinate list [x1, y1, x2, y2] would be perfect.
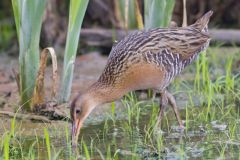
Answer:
[115, 0, 175, 30]
[11, 0, 47, 109]
[58, 0, 89, 103]
[11, 0, 89, 108]
[144, 0, 175, 29]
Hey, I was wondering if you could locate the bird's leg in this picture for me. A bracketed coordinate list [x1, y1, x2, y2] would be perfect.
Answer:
[165, 91, 184, 128]
[156, 91, 168, 127]
[151, 89, 157, 101]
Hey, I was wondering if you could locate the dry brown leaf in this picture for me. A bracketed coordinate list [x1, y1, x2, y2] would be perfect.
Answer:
[113, 0, 124, 28]
[31, 47, 58, 108]
[182, 0, 187, 27]
[124, 0, 129, 34]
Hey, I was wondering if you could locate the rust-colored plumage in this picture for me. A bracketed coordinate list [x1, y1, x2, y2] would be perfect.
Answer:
[71, 11, 213, 147]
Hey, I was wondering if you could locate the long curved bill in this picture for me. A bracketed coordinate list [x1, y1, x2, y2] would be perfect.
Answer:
[71, 119, 82, 148]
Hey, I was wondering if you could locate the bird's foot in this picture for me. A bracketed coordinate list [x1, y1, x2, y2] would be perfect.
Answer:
[171, 124, 185, 133]
[179, 125, 185, 133]
[72, 143, 79, 156]
[179, 124, 185, 130]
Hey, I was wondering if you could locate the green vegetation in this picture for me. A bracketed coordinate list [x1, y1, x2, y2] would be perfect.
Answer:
[144, 0, 175, 28]
[1, 47, 240, 159]
[118, 0, 138, 29]
[116, 0, 175, 29]
[11, 0, 89, 108]
[0, 20, 15, 52]
[12, 0, 47, 109]
[58, 0, 89, 103]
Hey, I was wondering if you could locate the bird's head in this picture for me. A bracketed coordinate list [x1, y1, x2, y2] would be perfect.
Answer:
[70, 93, 97, 148]
[70, 83, 117, 148]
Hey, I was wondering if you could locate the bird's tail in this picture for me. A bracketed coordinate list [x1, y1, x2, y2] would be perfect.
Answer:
[190, 10, 213, 32]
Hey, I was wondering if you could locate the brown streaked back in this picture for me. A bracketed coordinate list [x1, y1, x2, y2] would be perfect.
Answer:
[97, 11, 213, 88]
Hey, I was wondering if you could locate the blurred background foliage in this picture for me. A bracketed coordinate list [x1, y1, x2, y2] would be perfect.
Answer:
[0, 0, 239, 54]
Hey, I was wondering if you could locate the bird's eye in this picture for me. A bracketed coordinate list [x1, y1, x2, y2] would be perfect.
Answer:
[76, 109, 81, 114]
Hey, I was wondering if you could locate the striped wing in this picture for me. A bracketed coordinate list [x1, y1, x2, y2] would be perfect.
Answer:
[142, 27, 211, 75]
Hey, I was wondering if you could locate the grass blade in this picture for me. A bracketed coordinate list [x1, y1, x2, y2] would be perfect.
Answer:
[82, 141, 90, 160]
[11, 0, 21, 41]
[3, 134, 10, 160]
[44, 128, 51, 160]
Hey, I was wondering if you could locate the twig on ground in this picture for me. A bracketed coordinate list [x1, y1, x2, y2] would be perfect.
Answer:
[0, 110, 51, 123]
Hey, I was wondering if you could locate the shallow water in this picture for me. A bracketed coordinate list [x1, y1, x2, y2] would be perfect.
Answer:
[1, 98, 240, 159]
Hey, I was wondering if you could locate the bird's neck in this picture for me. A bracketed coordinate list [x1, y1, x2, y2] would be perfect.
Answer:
[82, 81, 124, 107]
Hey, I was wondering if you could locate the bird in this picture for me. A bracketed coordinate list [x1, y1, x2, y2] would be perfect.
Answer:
[71, 11, 213, 147]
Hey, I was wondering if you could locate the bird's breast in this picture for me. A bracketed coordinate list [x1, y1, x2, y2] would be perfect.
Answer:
[117, 63, 167, 92]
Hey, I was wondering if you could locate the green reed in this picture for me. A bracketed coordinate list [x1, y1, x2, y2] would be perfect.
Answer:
[44, 128, 51, 160]
[225, 55, 234, 91]
[3, 133, 10, 160]
[11, 0, 47, 109]
[58, 0, 89, 102]
[82, 140, 90, 160]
